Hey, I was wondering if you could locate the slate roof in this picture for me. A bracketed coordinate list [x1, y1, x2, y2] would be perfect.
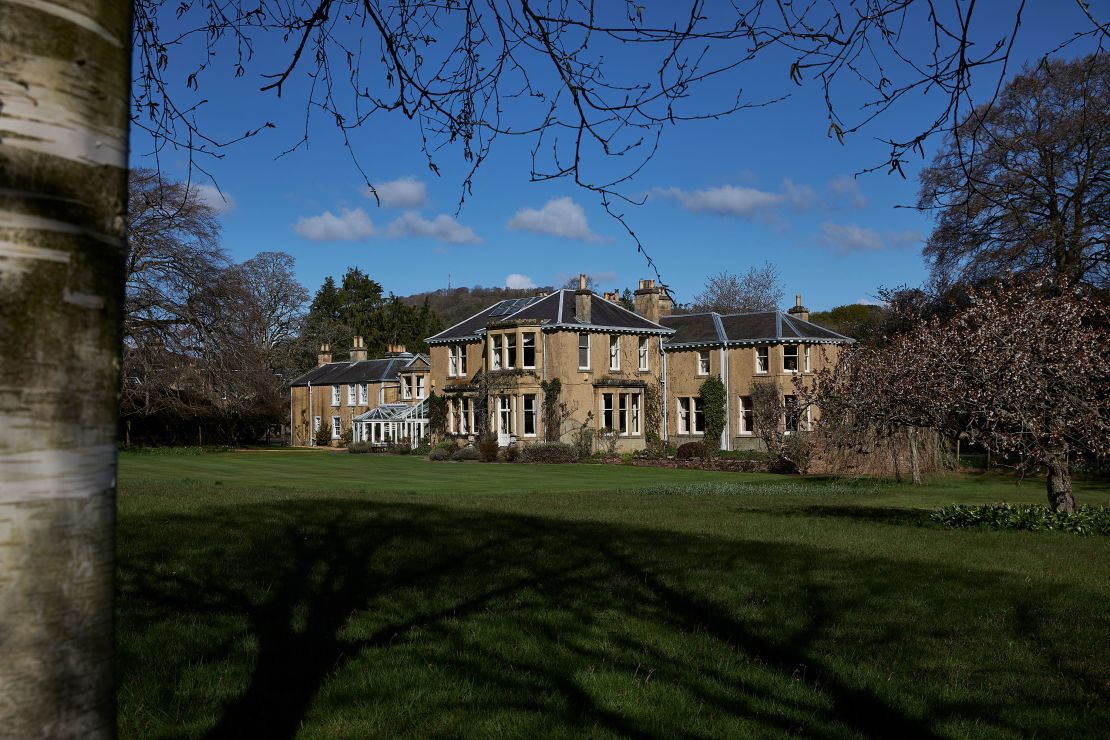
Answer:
[662, 311, 852, 348]
[289, 353, 429, 387]
[426, 289, 672, 344]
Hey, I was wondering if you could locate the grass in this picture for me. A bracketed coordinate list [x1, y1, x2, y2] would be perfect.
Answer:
[117, 451, 1110, 738]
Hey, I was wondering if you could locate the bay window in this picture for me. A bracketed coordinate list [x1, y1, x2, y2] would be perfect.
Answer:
[491, 335, 503, 370]
[498, 396, 513, 435]
[602, 393, 614, 430]
[505, 333, 517, 368]
[522, 394, 537, 436]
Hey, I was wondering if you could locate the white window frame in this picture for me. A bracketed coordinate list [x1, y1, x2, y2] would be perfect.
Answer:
[347, 384, 356, 405]
[331, 385, 341, 406]
[756, 347, 769, 374]
[491, 335, 503, 370]
[697, 350, 710, 375]
[601, 393, 614, 431]
[617, 393, 628, 434]
[678, 397, 704, 435]
[457, 345, 467, 375]
[358, 383, 368, 405]
[638, 337, 649, 371]
[677, 397, 690, 435]
[785, 395, 801, 433]
[498, 395, 512, 435]
[415, 375, 425, 399]
[784, 345, 799, 374]
[804, 345, 811, 372]
[738, 396, 754, 435]
[461, 397, 472, 435]
[522, 394, 537, 437]
[401, 376, 412, 400]
[578, 332, 590, 370]
[630, 393, 641, 435]
[313, 415, 321, 432]
[505, 333, 517, 369]
[331, 415, 341, 439]
[448, 347, 458, 377]
[609, 335, 620, 371]
[522, 332, 536, 369]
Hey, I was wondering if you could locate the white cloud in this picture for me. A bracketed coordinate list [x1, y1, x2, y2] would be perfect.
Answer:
[887, 229, 923, 247]
[817, 223, 885, 253]
[191, 183, 236, 213]
[782, 178, 820, 210]
[387, 211, 480, 244]
[293, 208, 377, 241]
[827, 176, 869, 208]
[364, 176, 428, 209]
[505, 273, 537, 289]
[654, 185, 784, 217]
[507, 197, 601, 241]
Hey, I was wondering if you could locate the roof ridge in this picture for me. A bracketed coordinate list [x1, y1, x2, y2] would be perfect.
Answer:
[557, 289, 565, 324]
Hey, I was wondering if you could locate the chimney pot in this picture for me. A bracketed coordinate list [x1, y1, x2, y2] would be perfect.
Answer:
[578, 273, 587, 291]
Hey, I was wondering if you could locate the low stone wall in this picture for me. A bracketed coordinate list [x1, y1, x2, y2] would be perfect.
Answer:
[596, 457, 772, 473]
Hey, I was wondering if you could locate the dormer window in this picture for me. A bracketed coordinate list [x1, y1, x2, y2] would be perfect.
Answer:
[784, 345, 799, 373]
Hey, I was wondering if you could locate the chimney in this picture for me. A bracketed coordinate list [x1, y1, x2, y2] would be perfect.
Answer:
[385, 343, 408, 356]
[634, 278, 672, 324]
[317, 342, 332, 366]
[787, 293, 810, 322]
[574, 273, 592, 324]
[349, 335, 368, 363]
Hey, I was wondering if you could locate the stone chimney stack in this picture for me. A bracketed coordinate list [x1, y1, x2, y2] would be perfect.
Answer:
[317, 343, 332, 366]
[349, 335, 368, 363]
[633, 279, 673, 324]
[385, 343, 408, 356]
[787, 294, 810, 322]
[574, 273, 592, 324]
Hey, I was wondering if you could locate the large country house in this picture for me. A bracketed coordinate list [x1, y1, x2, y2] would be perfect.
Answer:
[289, 276, 852, 450]
[289, 339, 431, 446]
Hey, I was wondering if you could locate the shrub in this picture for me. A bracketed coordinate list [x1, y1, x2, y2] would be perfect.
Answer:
[571, 423, 595, 459]
[716, 449, 772, 462]
[452, 445, 479, 461]
[411, 444, 433, 456]
[428, 449, 450, 461]
[596, 429, 619, 456]
[314, 426, 331, 446]
[478, 435, 499, 463]
[931, 504, 1110, 535]
[498, 445, 520, 463]
[348, 441, 375, 454]
[341, 427, 354, 447]
[435, 440, 458, 452]
[676, 441, 707, 460]
[521, 442, 578, 464]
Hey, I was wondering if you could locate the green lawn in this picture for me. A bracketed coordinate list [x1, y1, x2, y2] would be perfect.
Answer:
[117, 451, 1110, 738]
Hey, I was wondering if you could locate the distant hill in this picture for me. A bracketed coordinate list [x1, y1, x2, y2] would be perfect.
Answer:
[400, 285, 557, 331]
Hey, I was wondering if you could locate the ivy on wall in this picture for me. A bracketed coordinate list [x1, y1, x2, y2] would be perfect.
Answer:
[699, 375, 726, 453]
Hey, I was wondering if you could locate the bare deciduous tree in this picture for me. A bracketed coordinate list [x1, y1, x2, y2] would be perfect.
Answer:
[690, 264, 785, 314]
[920, 54, 1110, 290]
[806, 279, 1110, 511]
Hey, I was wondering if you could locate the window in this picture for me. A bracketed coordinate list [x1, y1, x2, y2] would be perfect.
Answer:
[522, 332, 536, 368]
[804, 345, 811, 372]
[638, 337, 649, 371]
[456, 345, 467, 375]
[609, 335, 620, 371]
[505, 334, 517, 368]
[331, 416, 341, 439]
[347, 384, 356, 405]
[756, 347, 769, 374]
[630, 394, 641, 435]
[697, 351, 710, 375]
[785, 395, 801, 432]
[738, 396, 754, 435]
[415, 375, 425, 399]
[578, 333, 590, 369]
[401, 377, 412, 400]
[602, 393, 614, 430]
[460, 397, 472, 434]
[313, 415, 321, 432]
[448, 347, 458, 376]
[358, 383, 368, 405]
[331, 385, 341, 406]
[491, 335, 503, 370]
[618, 393, 628, 434]
[498, 396, 513, 435]
[522, 394, 537, 436]
[677, 397, 704, 435]
[784, 345, 799, 373]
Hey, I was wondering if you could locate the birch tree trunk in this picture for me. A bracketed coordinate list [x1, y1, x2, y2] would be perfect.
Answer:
[0, 1, 129, 736]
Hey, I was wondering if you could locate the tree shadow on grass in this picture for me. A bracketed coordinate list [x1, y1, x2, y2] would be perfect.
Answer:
[116, 497, 1108, 739]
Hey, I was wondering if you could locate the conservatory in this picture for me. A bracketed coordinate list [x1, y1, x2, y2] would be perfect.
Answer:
[352, 400, 429, 446]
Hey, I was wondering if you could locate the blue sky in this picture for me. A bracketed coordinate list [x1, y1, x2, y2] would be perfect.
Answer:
[130, 2, 1103, 310]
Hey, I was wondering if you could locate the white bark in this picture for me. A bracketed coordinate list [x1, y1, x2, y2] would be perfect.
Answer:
[0, 0, 129, 735]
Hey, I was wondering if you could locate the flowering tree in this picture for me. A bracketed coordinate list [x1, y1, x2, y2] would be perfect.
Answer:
[806, 280, 1109, 511]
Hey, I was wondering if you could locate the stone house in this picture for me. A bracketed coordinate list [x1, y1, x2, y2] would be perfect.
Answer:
[288, 337, 430, 446]
[426, 277, 852, 452]
[426, 276, 673, 451]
